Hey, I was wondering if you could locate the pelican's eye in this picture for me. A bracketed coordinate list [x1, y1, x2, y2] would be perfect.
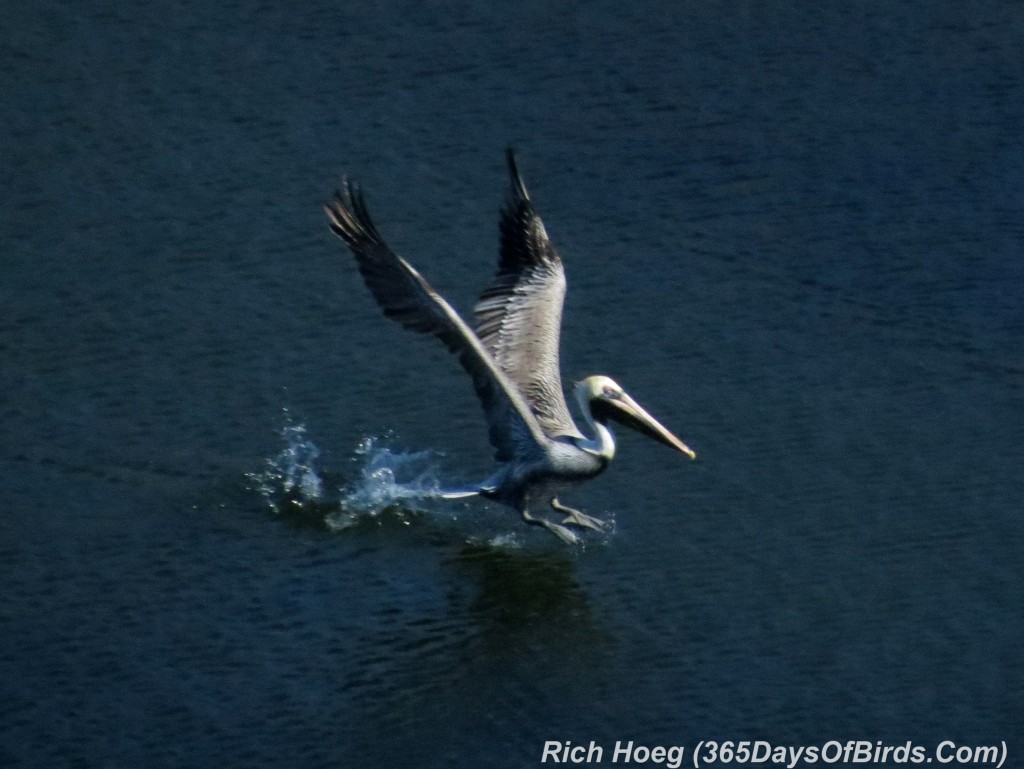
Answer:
[602, 385, 621, 399]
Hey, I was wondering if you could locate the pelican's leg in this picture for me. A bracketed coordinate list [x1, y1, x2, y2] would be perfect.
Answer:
[551, 497, 607, 532]
[521, 506, 579, 545]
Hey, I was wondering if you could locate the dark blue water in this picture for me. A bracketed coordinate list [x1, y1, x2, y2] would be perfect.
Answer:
[3, 2, 1021, 767]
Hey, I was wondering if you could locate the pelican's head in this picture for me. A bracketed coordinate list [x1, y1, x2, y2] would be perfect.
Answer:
[577, 375, 696, 460]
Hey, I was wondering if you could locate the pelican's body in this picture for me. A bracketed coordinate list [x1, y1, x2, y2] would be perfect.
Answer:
[326, 150, 695, 543]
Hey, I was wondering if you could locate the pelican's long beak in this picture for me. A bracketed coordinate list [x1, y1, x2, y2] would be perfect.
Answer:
[604, 392, 697, 460]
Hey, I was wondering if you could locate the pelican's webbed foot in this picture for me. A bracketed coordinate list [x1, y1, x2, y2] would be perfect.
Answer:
[551, 497, 607, 532]
[521, 508, 579, 545]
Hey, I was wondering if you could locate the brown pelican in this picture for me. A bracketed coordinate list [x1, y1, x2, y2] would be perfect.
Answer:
[325, 149, 696, 543]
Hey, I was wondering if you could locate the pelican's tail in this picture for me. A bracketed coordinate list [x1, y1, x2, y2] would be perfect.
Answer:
[438, 487, 482, 500]
[439, 477, 500, 500]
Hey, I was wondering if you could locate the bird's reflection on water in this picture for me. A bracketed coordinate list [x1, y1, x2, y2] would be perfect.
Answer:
[451, 544, 583, 619]
[256, 475, 615, 662]
[444, 543, 614, 661]
[325, 536, 615, 752]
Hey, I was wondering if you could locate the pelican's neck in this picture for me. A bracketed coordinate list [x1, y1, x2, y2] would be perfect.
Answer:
[574, 382, 616, 461]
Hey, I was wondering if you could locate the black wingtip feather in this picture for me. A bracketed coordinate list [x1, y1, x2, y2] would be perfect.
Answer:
[505, 147, 530, 202]
[325, 178, 386, 248]
[349, 183, 382, 241]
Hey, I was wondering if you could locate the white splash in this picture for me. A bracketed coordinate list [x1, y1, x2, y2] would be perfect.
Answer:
[250, 421, 575, 544]
[327, 437, 452, 530]
[250, 418, 472, 531]
[250, 422, 324, 514]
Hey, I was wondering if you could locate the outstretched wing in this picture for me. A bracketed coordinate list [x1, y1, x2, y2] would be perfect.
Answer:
[326, 180, 548, 463]
[473, 149, 581, 439]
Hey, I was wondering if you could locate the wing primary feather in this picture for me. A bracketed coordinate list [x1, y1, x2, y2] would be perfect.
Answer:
[506, 147, 530, 203]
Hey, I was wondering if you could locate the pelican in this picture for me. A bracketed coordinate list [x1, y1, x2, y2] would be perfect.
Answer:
[325, 149, 696, 543]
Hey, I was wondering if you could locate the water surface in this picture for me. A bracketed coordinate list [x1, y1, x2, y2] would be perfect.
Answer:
[2, 2, 1021, 767]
